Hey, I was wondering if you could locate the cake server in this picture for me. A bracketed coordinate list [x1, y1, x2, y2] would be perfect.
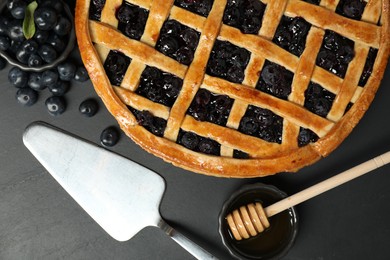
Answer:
[23, 122, 216, 260]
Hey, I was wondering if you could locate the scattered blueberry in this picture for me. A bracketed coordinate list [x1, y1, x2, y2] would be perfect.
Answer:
[28, 72, 46, 91]
[57, 62, 76, 81]
[74, 66, 89, 82]
[41, 69, 59, 87]
[45, 95, 66, 116]
[15, 87, 38, 106]
[100, 126, 120, 147]
[79, 98, 99, 117]
[48, 80, 69, 96]
[8, 66, 28, 88]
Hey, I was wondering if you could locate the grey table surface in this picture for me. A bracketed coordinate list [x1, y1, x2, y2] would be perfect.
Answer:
[1, 2, 390, 260]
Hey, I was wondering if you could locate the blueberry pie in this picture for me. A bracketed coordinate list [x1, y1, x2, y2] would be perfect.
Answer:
[75, 0, 389, 177]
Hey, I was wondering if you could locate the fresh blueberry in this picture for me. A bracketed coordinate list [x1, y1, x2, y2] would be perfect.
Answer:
[8, 67, 28, 88]
[15, 48, 29, 64]
[74, 66, 89, 82]
[39, 0, 64, 13]
[7, 20, 24, 42]
[15, 87, 38, 106]
[41, 69, 58, 87]
[45, 95, 66, 116]
[48, 80, 69, 96]
[28, 53, 43, 67]
[57, 62, 76, 81]
[21, 39, 39, 54]
[53, 16, 72, 36]
[100, 126, 120, 147]
[79, 98, 99, 117]
[28, 72, 46, 91]
[33, 30, 49, 44]
[0, 16, 10, 35]
[46, 34, 66, 52]
[34, 7, 58, 31]
[38, 44, 57, 63]
[0, 57, 7, 70]
[9, 0, 27, 20]
[0, 36, 11, 51]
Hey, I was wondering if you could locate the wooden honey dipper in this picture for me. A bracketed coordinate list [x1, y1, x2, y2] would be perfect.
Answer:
[227, 151, 390, 240]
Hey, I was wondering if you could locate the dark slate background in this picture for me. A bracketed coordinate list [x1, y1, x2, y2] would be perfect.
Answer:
[0, 1, 390, 259]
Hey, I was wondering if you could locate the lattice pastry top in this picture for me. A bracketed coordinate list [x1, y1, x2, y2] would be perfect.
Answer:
[75, 0, 390, 177]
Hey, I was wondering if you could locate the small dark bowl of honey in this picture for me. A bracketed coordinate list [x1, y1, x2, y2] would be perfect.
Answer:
[219, 183, 298, 259]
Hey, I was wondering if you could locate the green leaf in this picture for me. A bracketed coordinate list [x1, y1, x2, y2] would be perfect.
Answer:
[23, 1, 38, 40]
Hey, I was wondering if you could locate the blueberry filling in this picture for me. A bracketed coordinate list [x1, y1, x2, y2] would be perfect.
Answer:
[116, 1, 149, 40]
[206, 40, 251, 83]
[187, 89, 234, 126]
[316, 30, 355, 78]
[129, 108, 167, 137]
[298, 127, 319, 147]
[273, 16, 311, 57]
[233, 150, 250, 159]
[223, 0, 266, 35]
[155, 20, 200, 65]
[302, 0, 321, 5]
[359, 48, 378, 87]
[336, 0, 366, 20]
[103, 50, 131, 86]
[304, 82, 335, 118]
[135, 66, 183, 107]
[256, 60, 293, 100]
[238, 105, 283, 144]
[344, 102, 353, 114]
[89, 0, 106, 21]
[174, 0, 214, 17]
[177, 130, 221, 155]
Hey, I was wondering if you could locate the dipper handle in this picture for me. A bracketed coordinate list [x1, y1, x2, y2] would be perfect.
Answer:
[265, 151, 390, 217]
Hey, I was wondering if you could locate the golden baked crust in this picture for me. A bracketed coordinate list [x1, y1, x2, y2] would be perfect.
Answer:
[75, 0, 390, 178]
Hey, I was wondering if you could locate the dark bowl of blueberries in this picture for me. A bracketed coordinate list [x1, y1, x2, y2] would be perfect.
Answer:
[0, 0, 75, 72]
